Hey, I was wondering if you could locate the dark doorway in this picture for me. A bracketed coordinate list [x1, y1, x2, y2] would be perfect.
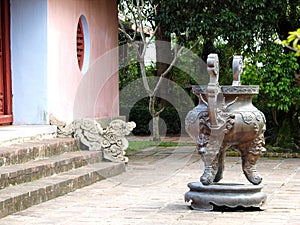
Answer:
[0, 0, 12, 125]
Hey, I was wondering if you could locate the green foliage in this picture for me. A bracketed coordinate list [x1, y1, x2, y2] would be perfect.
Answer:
[118, 0, 300, 150]
[153, 0, 300, 87]
[242, 43, 300, 149]
[121, 103, 182, 135]
[155, 0, 288, 52]
[126, 103, 152, 135]
[119, 62, 140, 90]
[242, 44, 300, 113]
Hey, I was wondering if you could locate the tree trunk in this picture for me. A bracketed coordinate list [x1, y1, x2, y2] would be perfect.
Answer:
[149, 95, 162, 141]
[152, 115, 160, 141]
[155, 4, 172, 108]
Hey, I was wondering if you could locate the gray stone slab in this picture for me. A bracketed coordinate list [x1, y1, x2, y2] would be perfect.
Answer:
[0, 145, 299, 224]
[0, 162, 125, 219]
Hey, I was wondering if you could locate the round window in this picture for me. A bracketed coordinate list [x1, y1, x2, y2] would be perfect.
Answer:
[76, 15, 90, 73]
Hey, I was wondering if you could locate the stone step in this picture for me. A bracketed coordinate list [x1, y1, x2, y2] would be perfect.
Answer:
[0, 125, 57, 146]
[0, 137, 125, 218]
[0, 150, 103, 189]
[0, 138, 79, 167]
[0, 162, 125, 219]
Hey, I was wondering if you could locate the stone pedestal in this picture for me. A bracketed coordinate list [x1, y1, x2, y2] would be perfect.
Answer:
[185, 182, 266, 211]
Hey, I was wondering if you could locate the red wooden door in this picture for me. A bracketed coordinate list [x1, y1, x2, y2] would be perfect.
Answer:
[0, 0, 12, 124]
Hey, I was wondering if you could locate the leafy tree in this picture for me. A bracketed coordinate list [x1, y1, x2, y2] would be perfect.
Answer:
[156, 1, 284, 51]
[118, 0, 198, 140]
[118, 0, 300, 149]
[155, 0, 300, 83]
[242, 43, 300, 149]
[154, 0, 300, 149]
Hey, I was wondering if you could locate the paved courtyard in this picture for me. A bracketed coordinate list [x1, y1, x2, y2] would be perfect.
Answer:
[0, 145, 299, 225]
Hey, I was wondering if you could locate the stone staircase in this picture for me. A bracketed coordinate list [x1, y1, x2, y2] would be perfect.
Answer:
[0, 131, 125, 218]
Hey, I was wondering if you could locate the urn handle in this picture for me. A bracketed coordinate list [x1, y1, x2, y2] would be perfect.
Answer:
[232, 55, 243, 86]
[207, 54, 219, 85]
[206, 54, 221, 127]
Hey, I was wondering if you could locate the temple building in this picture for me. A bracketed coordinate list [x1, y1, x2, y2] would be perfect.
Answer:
[0, 0, 119, 125]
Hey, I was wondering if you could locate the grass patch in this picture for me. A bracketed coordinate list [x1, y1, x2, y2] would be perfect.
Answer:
[127, 141, 159, 151]
[127, 141, 300, 158]
[127, 140, 193, 151]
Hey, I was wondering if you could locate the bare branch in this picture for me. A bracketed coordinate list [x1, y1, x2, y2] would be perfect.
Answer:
[136, 1, 146, 44]
[149, 96, 154, 116]
[126, 0, 137, 41]
[148, 25, 159, 42]
[156, 107, 165, 115]
[284, 44, 300, 54]
[162, 50, 181, 77]
[152, 37, 199, 96]
[179, 38, 201, 57]
[118, 21, 134, 42]
[152, 48, 181, 96]
[148, 96, 164, 117]
[148, 1, 158, 30]
[139, 60, 153, 96]
[141, 34, 152, 58]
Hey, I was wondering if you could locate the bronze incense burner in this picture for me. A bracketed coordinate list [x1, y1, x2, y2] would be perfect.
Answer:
[185, 54, 267, 210]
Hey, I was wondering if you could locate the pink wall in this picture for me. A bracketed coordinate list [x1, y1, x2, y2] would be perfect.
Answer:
[47, 0, 119, 123]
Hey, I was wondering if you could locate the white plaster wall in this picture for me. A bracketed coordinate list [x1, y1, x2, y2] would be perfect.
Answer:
[10, 0, 48, 124]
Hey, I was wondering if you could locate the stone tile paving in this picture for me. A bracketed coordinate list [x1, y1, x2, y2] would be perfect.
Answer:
[0, 146, 299, 225]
